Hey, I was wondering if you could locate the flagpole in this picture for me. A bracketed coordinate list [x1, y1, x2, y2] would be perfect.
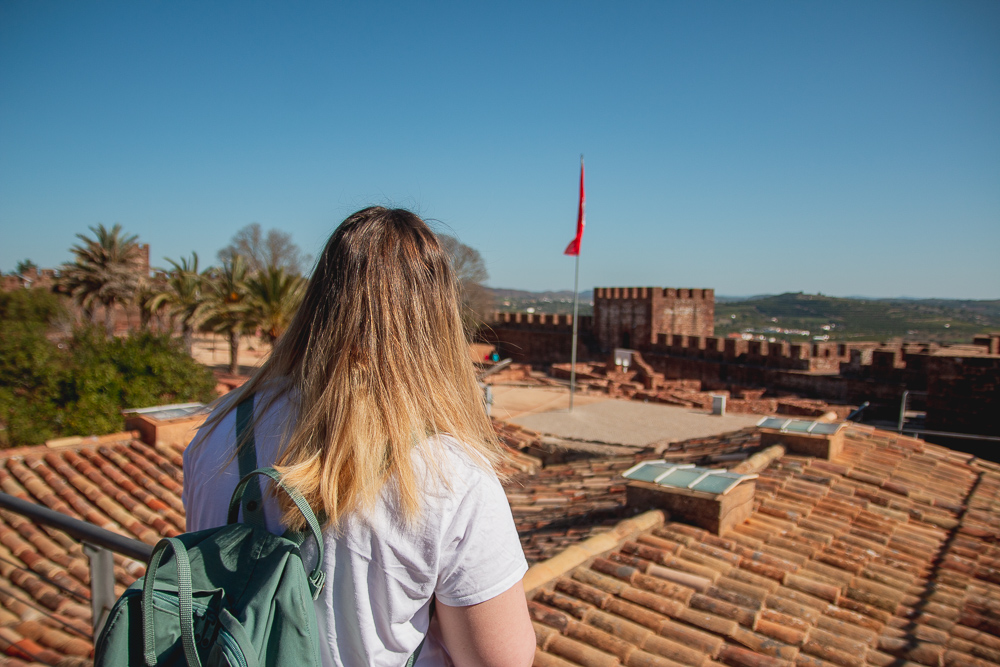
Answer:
[569, 250, 580, 411]
[568, 153, 583, 411]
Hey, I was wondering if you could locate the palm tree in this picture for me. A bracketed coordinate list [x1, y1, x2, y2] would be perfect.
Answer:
[60, 223, 145, 335]
[137, 279, 166, 332]
[202, 254, 252, 375]
[148, 253, 210, 355]
[246, 265, 306, 346]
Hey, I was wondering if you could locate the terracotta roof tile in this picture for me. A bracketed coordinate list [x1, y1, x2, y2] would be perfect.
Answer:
[3, 422, 1000, 666]
[524, 425, 1000, 666]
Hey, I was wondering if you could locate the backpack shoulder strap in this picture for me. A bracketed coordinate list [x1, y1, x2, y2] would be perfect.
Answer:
[404, 597, 435, 667]
[235, 394, 265, 529]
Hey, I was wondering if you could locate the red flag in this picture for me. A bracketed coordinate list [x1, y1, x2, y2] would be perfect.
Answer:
[564, 158, 585, 256]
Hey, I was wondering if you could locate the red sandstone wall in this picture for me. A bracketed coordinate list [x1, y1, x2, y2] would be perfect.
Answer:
[1, 268, 59, 291]
[479, 313, 597, 365]
[592, 287, 654, 350]
[924, 355, 1000, 436]
[652, 288, 714, 340]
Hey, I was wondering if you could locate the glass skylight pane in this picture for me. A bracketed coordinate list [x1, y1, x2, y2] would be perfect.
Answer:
[810, 423, 841, 435]
[692, 474, 742, 494]
[758, 418, 786, 430]
[659, 468, 705, 488]
[623, 462, 676, 483]
[154, 409, 187, 419]
[785, 420, 814, 433]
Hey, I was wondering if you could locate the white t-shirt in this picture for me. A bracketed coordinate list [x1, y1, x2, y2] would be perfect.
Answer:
[182, 393, 528, 667]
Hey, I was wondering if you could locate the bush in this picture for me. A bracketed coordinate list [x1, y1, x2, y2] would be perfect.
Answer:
[0, 321, 64, 446]
[0, 324, 216, 448]
[0, 288, 66, 326]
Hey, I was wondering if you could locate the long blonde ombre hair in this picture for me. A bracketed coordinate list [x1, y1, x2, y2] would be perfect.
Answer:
[204, 207, 503, 530]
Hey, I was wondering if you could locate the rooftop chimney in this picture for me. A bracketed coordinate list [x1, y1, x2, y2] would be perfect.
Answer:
[122, 403, 209, 448]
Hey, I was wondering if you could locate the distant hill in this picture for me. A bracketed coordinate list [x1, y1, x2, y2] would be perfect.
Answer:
[487, 288, 594, 315]
[714, 292, 1000, 343]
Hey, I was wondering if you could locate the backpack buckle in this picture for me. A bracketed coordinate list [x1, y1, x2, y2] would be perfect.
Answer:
[309, 570, 326, 599]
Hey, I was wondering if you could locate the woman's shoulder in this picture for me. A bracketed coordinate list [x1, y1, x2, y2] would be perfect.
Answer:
[422, 434, 499, 480]
[407, 434, 505, 519]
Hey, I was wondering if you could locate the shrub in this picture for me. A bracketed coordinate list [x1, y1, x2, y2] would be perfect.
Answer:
[0, 324, 216, 448]
[0, 288, 66, 326]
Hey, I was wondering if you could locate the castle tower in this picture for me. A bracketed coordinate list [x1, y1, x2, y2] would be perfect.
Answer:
[593, 287, 714, 352]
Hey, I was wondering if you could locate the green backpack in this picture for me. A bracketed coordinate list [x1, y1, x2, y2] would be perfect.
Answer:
[94, 396, 326, 666]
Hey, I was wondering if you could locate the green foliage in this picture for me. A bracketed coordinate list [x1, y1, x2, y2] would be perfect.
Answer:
[15, 259, 38, 275]
[201, 254, 254, 374]
[0, 288, 67, 326]
[0, 322, 64, 446]
[0, 324, 216, 448]
[246, 265, 306, 344]
[148, 253, 210, 353]
[60, 222, 146, 333]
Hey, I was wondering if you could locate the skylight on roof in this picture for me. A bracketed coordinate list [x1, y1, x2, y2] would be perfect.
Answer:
[756, 417, 843, 435]
[123, 402, 207, 421]
[621, 460, 755, 496]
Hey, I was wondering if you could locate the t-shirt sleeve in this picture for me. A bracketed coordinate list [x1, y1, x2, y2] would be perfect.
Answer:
[434, 469, 528, 607]
[182, 413, 241, 533]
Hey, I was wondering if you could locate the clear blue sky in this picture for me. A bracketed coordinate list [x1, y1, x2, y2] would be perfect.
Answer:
[1, 1, 997, 299]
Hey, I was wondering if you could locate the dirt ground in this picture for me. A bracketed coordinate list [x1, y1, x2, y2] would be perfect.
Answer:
[489, 385, 606, 420]
[492, 385, 762, 447]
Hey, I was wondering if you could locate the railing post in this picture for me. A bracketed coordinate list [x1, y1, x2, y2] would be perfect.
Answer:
[897, 390, 909, 433]
[83, 543, 117, 637]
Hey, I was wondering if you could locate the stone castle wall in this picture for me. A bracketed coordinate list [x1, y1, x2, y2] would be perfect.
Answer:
[480, 292, 999, 439]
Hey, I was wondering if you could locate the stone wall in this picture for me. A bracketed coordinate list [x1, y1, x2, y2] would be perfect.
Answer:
[924, 354, 1000, 436]
[479, 312, 597, 365]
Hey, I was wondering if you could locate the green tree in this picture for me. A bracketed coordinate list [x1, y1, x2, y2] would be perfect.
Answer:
[58, 328, 216, 436]
[202, 254, 253, 375]
[60, 223, 146, 334]
[0, 322, 64, 446]
[137, 278, 166, 332]
[0, 288, 66, 325]
[0, 287, 215, 448]
[0, 324, 216, 448]
[246, 264, 306, 346]
[15, 259, 38, 275]
[149, 253, 210, 355]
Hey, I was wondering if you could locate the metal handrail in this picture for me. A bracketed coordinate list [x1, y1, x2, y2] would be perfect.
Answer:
[0, 491, 153, 636]
[0, 492, 152, 560]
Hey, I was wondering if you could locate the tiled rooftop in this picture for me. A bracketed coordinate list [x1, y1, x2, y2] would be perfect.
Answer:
[0, 435, 185, 667]
[527, 426, 1000, 667]
[1, 424, 999, 666]
[500, 424, 767, 564]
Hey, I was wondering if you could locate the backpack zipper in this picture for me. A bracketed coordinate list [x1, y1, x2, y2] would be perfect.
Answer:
[116, 588, 251, 666]
[217, 628, 250, 667]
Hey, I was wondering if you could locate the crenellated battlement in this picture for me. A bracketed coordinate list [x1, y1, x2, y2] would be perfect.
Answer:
[644, 333, 863, 372]
[487, 311, 592, 329]
[594, 287, 652, 300]
[593, 286, 714, 301]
